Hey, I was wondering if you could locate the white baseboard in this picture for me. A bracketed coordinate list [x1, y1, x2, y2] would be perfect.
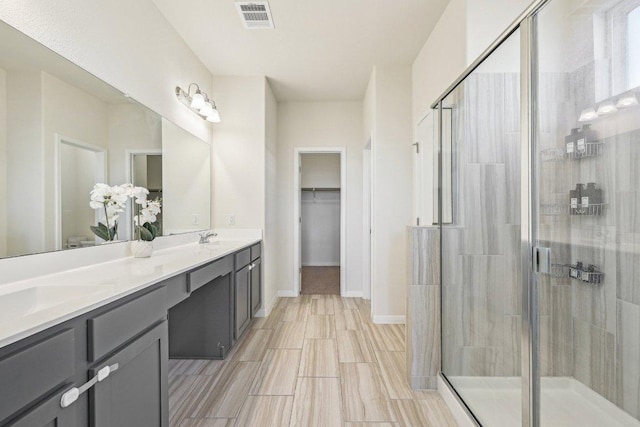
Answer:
[278, 290, 298, 298]
[302, 262, 340, 267]
[437, 374, 477, 427]
[343, 291, 363, 298]
[372, 315, 406, 324]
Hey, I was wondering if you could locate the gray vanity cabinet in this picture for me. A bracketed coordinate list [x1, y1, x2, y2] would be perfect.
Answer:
[90, 321, 168, 427]
[168, 262, 233, 359]
[8, 386, 78, 427]
[0, 328, 78, 426]
[251, 257, 262, 316]
[234, 243, 262, 339]
[234, 264, 251, 340]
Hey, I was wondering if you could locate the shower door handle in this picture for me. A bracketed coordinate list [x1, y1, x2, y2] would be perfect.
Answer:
[533, 246, 551, 274]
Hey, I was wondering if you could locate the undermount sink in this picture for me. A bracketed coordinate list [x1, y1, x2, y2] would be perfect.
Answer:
[0, 285, 108, 323]
[205, 240, 239, 248]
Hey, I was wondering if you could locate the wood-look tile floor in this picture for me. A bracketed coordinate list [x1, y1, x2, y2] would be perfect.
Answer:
[169, 295, 458, 427]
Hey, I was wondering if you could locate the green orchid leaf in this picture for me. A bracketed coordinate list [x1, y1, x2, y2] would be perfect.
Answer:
[139, 226, 154, 241]
[90, 222, 118, 241]
[147, 222, 159, 237]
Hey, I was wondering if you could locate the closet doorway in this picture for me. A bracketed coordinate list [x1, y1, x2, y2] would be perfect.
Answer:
[293, 148, 346, 296]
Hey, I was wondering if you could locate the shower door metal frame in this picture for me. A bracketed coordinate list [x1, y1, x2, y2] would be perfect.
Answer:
[520, 15, 539, 427]
[431, 1, 552, 426]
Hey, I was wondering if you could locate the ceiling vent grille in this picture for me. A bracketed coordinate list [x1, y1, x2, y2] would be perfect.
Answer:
[235, 2, 275, 29]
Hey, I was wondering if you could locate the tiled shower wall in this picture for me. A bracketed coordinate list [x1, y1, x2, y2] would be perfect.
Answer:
[539, 60, 640, 419]
[437, 64, 640, 421]
[441, 72, 524, 378]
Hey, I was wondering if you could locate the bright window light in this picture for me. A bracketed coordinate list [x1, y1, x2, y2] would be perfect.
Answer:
[628, 6, 640, 89]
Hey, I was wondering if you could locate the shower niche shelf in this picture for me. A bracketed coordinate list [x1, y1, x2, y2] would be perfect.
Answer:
[541, 203, 606, 216]
[541, 142, 604, 162]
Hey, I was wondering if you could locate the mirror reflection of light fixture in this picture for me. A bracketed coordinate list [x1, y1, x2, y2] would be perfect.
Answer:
[175, 83, 221, 123]
[616, 92, 639, 108]
[578, 107, 599, 122]
[596, 100, 618, 115]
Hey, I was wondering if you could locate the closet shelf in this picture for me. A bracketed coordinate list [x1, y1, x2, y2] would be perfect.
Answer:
[301, 187, 340, 192]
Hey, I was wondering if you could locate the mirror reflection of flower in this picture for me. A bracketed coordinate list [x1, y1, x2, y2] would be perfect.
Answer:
[89, 183, 162, 242]
[132, 188, 162, 242]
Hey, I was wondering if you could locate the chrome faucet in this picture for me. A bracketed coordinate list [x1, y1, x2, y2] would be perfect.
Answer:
[199, 231, 217, 244]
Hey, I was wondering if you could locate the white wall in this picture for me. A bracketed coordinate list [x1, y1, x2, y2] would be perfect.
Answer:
[466, 0, 532, 65]
[364, 66, 414, 322]
[301, 154, 341, 188]
[211, 76, 266, 230]
[277, 102, 363, 297]
[412, 0, 467, 129]
[264, 80, 278, 314]
[6, 70, 44, 257]
[0, 69, 6, 257]
[0, 0, 213, 144]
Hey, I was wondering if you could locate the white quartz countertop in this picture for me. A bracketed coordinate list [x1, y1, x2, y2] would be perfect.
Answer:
[0, 238, 260, 349]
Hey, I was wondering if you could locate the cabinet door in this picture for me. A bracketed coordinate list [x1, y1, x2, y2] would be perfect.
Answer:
[251, 258, 262, 316]
[8, 386, 77, 427]
[90, 321, 168, 427]
[234, 266, 251, 339]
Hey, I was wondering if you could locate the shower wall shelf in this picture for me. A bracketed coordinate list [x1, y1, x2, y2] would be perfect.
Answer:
[549, 263, 604, 284]
[570, 203, 606, 215]
[541, 142, 604, 162]
[540, 203, 607, 216]
[569, 265, 604, 284]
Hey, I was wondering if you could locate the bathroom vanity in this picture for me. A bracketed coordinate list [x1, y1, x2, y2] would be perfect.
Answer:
[0, 238, 262, 427]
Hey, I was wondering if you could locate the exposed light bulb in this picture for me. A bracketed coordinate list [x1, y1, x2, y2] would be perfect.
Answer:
[596, 100, 617, 115]
[206, 109, 221, 123]
[616, 93, 639, 108]
[190, 92, 205, 110]
[578, 107, 599, 122]
[199, 102, 214, 117]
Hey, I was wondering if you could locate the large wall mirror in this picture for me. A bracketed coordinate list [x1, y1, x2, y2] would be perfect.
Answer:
[0, 20, 211, 259]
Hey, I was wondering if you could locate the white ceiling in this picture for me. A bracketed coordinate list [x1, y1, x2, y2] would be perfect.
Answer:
[151, 0, 450, 101]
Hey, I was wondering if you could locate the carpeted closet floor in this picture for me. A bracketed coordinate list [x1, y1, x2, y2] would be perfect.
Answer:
[301, 266, 340, 295]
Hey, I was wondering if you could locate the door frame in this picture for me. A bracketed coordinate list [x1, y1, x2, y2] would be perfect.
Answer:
[293, 147, 347, 296]
[54, 134, 107, 250]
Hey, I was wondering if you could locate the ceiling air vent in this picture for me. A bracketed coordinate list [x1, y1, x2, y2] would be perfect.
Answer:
[235, 2, 275, 30]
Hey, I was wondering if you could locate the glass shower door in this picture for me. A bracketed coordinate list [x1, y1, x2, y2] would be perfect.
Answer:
[440, 29, 523, 427]
[534, 0, 640, 425]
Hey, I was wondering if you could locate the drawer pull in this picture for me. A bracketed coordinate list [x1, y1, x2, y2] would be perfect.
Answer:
[60, 363, 119, 408]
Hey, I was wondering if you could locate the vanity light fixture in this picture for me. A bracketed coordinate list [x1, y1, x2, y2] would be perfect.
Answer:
[596, 100, 618, 115]
[175, 83, 221, 123]
[616, 92, 639, 108]
[578, 107, 599, 122]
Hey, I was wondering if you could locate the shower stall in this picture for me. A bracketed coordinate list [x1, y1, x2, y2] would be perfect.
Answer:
[433, 0, 640, 425]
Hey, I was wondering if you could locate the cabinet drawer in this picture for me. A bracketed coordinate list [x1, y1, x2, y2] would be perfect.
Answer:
[7, 383, 77, 427]
[187, 256, 232, 293]
[88, 287, 166, 362]
[250, 243, 261, 261]
[235, 248, 251, 269]
[165, 274, 188, 308]
[0, 329, 75, 423]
